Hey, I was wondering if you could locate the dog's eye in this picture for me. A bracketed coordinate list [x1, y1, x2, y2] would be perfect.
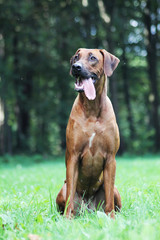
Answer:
[90, 55, 97, 61]
[74, 55, 79, 61]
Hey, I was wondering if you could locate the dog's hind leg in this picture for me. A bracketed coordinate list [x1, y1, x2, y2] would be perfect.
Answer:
[114, 186, 122, 212]
[56, 181, 82, 214]
[93, 185, 122, 212]
[56, 182, 67, 214]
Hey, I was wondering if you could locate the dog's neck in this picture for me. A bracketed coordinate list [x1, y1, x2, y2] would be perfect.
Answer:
[79, 74, 107, 118]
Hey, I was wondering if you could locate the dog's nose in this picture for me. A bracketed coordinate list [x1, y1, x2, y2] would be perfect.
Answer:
[72, 62, 82, 72]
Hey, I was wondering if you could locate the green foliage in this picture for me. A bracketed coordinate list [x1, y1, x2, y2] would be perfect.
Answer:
[0, 0, 160, 155]
[0, 155, 160, 239]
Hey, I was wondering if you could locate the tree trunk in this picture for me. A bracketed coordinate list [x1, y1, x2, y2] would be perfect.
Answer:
[143, 0, 160, 151]
[3, 100, 12, 154]
[13, 35, 32, 152]
[0, 35, 12, 155]
[121, 46, 135, 140]
[102, 0, 125, 154]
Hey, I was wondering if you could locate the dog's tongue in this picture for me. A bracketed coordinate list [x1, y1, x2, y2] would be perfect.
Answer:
[83, 78, 96, 100]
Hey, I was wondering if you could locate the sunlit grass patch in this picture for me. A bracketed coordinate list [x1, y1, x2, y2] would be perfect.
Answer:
[0, 155, 160, 239]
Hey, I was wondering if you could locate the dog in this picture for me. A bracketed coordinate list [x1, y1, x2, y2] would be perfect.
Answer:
[56, 48, 122, 219]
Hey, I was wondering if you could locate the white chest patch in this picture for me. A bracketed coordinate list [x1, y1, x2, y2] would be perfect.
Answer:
[89, 133, 96, 148]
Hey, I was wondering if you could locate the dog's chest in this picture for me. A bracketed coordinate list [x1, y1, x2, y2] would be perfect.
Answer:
[80, 128, 105, 167]
[86, 131, 103, 154]
[79, 120, 109, 155]
[88, 132, 96, 148]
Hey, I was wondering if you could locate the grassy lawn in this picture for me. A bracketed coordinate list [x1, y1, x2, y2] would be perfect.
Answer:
[0, 155, 160, 240]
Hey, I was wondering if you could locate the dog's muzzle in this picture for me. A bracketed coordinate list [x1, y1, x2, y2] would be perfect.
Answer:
[72, 63, 98, 90]
[71, 63, 98, 100]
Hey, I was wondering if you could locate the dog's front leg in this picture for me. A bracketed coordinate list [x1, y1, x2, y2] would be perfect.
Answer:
[65, 154, 78, 218]
[103, 154, 116, 219]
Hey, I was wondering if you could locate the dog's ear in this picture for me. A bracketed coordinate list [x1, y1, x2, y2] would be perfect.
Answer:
[100, 49, 120, 77]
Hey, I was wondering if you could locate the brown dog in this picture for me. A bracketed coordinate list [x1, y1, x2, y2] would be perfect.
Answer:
[56, 48, 122, 219]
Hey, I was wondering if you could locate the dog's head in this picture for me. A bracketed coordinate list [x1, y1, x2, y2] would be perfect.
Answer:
[70, 48, 120, 100]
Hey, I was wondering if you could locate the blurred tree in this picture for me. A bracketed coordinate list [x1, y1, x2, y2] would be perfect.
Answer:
[142, 0, 160, 151]
[0, 0, 159, 156]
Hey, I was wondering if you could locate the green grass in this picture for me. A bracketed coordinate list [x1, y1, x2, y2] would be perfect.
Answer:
[0, 155, 160, 240]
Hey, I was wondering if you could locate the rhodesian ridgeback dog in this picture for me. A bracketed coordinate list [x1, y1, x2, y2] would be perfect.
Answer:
[56, 48, 122, 219]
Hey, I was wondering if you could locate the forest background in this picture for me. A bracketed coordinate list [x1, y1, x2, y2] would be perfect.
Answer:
[0, 0, 160, 156]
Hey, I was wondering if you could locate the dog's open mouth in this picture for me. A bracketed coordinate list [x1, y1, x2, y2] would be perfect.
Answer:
[74, 76, 97, 100]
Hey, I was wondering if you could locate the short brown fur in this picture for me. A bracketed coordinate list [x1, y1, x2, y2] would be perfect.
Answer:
[56, 48, 121, 219]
